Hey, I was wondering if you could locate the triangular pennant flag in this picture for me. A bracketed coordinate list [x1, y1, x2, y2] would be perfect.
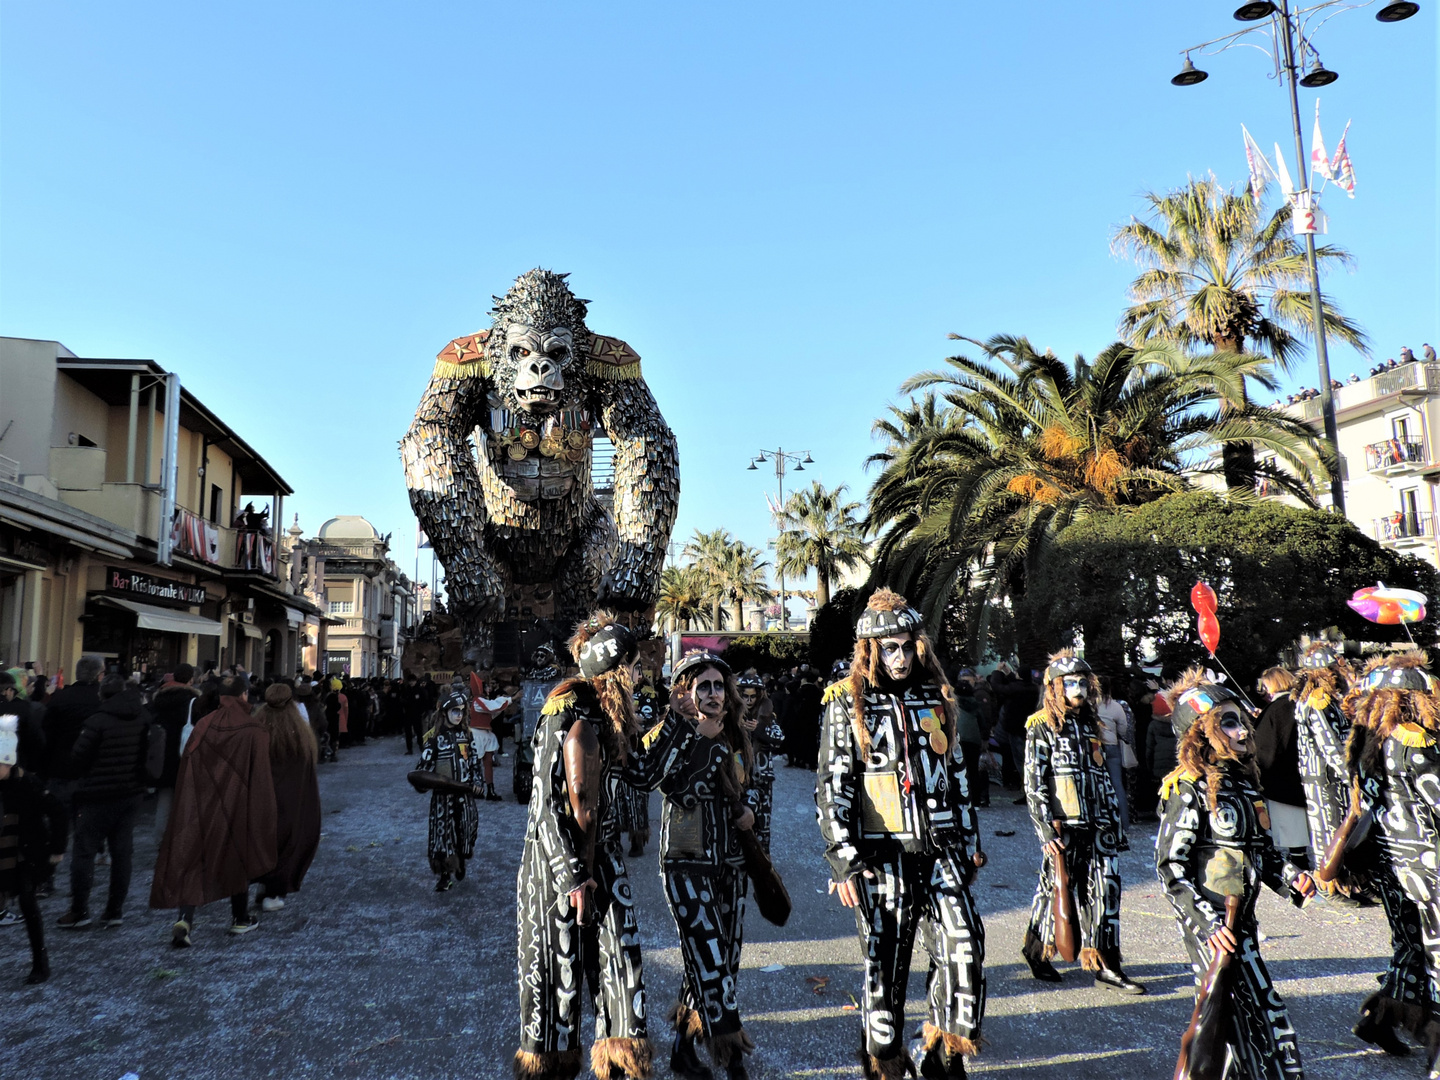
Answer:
[1242, 125, 1277, 196]
[1330, 121, 1355, 198]
[1311, 100, 1334, 181]
[1273, 142, 1295, 194]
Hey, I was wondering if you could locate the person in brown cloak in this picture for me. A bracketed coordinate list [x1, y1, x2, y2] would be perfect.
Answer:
[251, 682, 321, 911]
[149, 675, 277, 946]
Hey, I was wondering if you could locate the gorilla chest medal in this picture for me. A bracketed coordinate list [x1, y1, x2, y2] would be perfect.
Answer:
[483, 401, 594, 504]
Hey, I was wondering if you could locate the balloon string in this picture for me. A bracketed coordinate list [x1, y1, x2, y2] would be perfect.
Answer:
[1208, 651, 1262, 714]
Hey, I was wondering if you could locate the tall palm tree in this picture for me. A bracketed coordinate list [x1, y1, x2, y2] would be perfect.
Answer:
[683, 527, 735, 630]
[715, 542, 774, 632]
[773, 481, 869, 608]
[866, 333, 1328, 656]
[1112, 175, 1367, 488]
[654, 564, 712, 632]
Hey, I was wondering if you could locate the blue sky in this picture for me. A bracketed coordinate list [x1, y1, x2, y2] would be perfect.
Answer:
[3, 2, 1435, 604]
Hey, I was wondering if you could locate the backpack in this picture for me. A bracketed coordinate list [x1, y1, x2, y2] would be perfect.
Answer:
[143, 720, 166, 782]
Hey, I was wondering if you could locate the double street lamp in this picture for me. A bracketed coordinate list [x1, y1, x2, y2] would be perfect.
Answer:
[1170, 0, 1421, 517]
[747, 448, 812, 631]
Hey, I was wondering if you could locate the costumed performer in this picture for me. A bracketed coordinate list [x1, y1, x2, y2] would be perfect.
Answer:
[416, 688, 481, 891]
[737, 671, 783, 854]
[1291, 643, 1355, 878]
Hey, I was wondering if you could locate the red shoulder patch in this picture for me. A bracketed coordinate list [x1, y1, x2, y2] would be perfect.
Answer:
[586, 335, 640, 366]
[436, 330, 491, 366]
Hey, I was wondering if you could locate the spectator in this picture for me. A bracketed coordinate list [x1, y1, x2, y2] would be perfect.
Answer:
[294, 678, 328, 760]
[1400, 346, 1416, 365]
[1386, 357, 1398, 370]
[344, 677, 368, 746]
[953, 669, 989, 808]
[1423, 344, 1436, 363]
[1253, 666, 1310, 868]
[1095, 676, 1132, 832]
[59, 674, 151, 929]
[995, 666, 1039, 799]
[400, 674, 426, 755]
[0, 715, 66, 983]
[1127, 677, 1161, 821]
[1347, 373, 1360, 383]
[150, 664, 198, 840]
[251, 683, 321, 912]
[151, 675, 276, 945]
[781, 666, 823, 770]
[323, 677, 346, 758]
[1, 670, 46, 775]
[1145, 693, 1178, 784]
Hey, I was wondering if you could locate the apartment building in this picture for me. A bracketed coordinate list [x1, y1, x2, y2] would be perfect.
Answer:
[0, 337, 325, 679]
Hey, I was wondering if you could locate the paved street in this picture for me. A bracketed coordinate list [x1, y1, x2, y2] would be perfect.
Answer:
[9, 737, 1419, 1080]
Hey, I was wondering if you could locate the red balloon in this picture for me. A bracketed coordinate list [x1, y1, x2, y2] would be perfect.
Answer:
[1190, 581, 1218, 616]
[1197, 610, 1220, 654]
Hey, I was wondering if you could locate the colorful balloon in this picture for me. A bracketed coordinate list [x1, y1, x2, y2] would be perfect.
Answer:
[1197, 609, 1220, 654]
[1348, 583, 1428, 625]
[1190, 581, 1218, 615]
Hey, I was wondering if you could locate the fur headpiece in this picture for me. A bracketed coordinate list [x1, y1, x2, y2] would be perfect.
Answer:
[1035, 649, 1101, 732]
[855, 589, 923, 639]
[1162, 666, 1244, 736]
[1342, 650, 1440, 779]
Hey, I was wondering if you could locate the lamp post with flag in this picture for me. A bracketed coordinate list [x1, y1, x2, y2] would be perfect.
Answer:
[1169, 0, 1421, 517]
[747, 447, 812, 630]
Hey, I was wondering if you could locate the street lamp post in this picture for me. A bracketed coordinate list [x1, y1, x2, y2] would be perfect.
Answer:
[747, 447, 812, 631]
[1169, 0, 1421, 517]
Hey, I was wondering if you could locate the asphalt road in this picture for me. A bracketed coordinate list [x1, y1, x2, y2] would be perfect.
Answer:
[7, 737, 1421, 1080]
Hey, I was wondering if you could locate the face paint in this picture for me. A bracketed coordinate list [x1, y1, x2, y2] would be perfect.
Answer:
[739, 689, 759, 709]
[692, 668, 726, 719]
[445, 706, 466, 727]
[1062, 675, 1088, 702]
[879, 634, 917, 680]
[1218, 707, 1249, 754]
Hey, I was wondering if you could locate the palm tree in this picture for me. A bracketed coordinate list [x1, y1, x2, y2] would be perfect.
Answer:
[715, 542, 774, 632]
[683, 528, 735, 629]
[773, 481, 869, 608]
[866, 333, 1328, 656]
[1112, 175, 1367, 488]
[654, 564, 712, 632]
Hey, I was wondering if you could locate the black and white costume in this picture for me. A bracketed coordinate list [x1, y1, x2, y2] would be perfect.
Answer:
[614, 685, 658, 857]
[416, 698, 479, 887]
[816, 594, 984, 1080]
[739, 676, 784, 854]
[1292, 647, 1352, 874]
[1021, 655, 1133, 987]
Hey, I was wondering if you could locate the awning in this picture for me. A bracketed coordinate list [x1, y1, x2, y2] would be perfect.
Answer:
[284, 606, 306, 627]
[100, 596, 224, 637]
[238, 621, 264, 640]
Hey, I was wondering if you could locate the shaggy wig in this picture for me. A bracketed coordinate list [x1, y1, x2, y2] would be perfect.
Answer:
[548, 611, 638, 762]
[1342, 650, 1440, 781]
[1037, 649, 1101, 733]
[1164, 666, 1259, 810]
[1293, 641, 1354, 704]
[846, 589, 957, 757]
[671, 657, 754, 797]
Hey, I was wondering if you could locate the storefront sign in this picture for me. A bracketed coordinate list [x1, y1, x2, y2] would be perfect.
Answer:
[0, 529, 49, 569]
[106, 566, 207, 608]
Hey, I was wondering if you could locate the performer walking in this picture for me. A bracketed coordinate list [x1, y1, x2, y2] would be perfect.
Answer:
[1291, 643, 1354, 877]
[1020, 651, 1143, 993]
[1155, 669, 1316, 1080]
[645, 651, 757, 1080]
[816, 590, 986, 1080]
[414, 689, 480, 892]
[515, 615, 670, 1080]
[1342, 652, 1440, 1071]
[737, 671, 783, 854]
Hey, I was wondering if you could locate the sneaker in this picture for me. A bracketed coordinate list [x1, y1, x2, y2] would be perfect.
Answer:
[228, 916, 259, 935]
[57, 910, 92, 930]
[171, 920, 192, 948]
[0, 909, 21, 927]
[260, 897, 285, 912]
[100, 911, 124, 928]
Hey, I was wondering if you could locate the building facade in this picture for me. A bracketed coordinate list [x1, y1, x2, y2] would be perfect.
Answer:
[0, 337, 325, 680]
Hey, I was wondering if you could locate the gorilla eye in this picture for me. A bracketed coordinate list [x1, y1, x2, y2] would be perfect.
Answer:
[517, 348, 531, 358]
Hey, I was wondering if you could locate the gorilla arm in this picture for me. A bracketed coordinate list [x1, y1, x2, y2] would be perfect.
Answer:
[594, 374, 679, 611]
[400, 370, 505, 621]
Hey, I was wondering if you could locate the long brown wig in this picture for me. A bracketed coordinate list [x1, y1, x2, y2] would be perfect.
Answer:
[846, 589, 957, 757]
[1164, 666, 1259, 810]
[550, 612, 638, 762]
[1341, 650, 1440, 781]
[1037, 649, 1101, 733]
[671, 660, 754, 799]
[1293, 642, 1354, 704]
[253, 682, 318, 764]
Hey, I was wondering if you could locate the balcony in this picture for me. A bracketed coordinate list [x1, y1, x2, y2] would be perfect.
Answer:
[1294, 362, 1440, 421]
[1365, 439, 1427, 475]
[1374, 511, 1434, 548]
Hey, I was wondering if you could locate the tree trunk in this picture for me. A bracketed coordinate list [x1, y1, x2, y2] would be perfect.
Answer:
[1213, 337, 1257, 493]
[732, 601, 744, 632]
[816, 572, 831, 609]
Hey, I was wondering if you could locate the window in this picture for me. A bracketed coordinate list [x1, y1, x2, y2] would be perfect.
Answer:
[328, 600, 354, 614]
[1393, 417, 1410, 441]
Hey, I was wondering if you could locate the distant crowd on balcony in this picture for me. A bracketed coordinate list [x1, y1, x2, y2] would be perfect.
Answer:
[1273, 343, 1437, 407]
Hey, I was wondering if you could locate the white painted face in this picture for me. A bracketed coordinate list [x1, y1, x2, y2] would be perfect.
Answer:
[691, 666, 727, 719]
[445, 705, 467, 729]
[1062, 675, 1088, 705]
[879, 633, 917, 681]
[1217, 705, 1250, 755]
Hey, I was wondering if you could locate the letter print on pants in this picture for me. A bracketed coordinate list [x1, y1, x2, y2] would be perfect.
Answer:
[1024, 826, 1121, 963]
[517, 848, 646, 1055]
[852, 849, 986, 1060]
[664, 866, 747, 1038]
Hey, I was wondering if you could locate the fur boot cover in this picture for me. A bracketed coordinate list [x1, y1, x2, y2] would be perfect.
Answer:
[705, 1029, 755, 1069]
[1079, 947, 1103, 972]
[857, 1042, 912, 1080]
[591, 1037, 653, 1080]
[1021, 927, 1055, 963]
[1357, 990, 1431, 1040]
[513, 1048, 582, 1080]
[921, 1023, 980, 1060]
[668, 1003, 705, 1038]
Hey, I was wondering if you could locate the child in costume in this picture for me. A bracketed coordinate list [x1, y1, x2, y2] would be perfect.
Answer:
[1155, 668, 1316, 1080]
[1021, 651, 1143, 993]
[415, 689, 480, 891]
[1291, 643, 1354, 876]
[737, 671, 783, 854]
[1342, 652, 1440, 1072]
[0, 714, 65, 984]
[652, 651, 757, 1080]
[816, 590, 986, 1080]
[516, 615, 692, 1080]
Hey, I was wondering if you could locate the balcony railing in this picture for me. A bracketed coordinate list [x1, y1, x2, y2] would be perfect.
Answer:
[1296, 362, 1440, 421]
[1374, 511, 1434, 544]
[1365, 439, 1427, 473]
[170, 507, 277, 576]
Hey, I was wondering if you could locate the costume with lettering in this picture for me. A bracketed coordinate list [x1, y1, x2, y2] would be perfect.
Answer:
[614, 681, 659, 858]
[1020, 651, 1142, 993]
[515, 617, 678, 1080]
[415, 689, 480, 891]
[1291, 644, 1354, 876]
[737, 672, 784, 854]
[1155, 669, 1312, 1080]
[647, 651, 757, 1080]
[816, 590, 985, 1080]
[1342, 653, 1440, 1072]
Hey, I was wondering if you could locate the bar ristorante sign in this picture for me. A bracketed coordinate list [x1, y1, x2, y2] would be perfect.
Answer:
[106, 567, 207, 608]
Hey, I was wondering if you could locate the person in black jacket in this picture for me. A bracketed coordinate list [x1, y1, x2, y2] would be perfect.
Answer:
[40, 658, 102, 861]
[58, 675, 152, 929]
[150, 664, 199, 841]
[1252, 667, 1309, 868]
[781, 667, 822, 770]
[0, 714, 67, 983]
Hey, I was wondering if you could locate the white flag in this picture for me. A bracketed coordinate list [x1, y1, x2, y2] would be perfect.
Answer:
[1241, 125, 1276, 196]
[1311, 101, 1334, 181]
[1273, 142, 1295, 194]
[1330, 121, 1355, 198]
[416, 521, 432, 550]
